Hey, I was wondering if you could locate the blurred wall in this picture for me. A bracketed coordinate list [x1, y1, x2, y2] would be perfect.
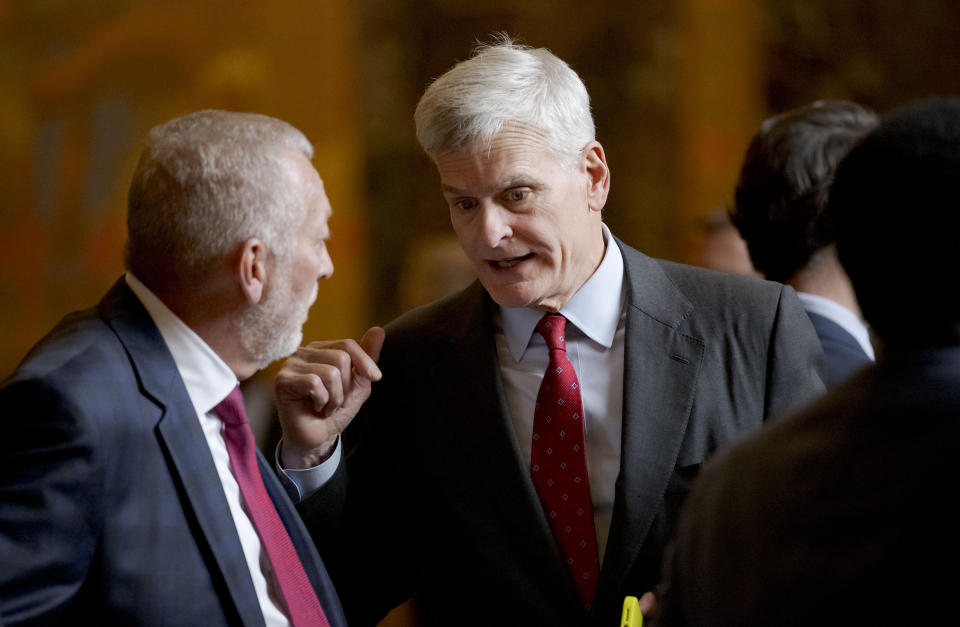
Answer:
[0, 0, 369, 376]
[4, 0, 960, 381]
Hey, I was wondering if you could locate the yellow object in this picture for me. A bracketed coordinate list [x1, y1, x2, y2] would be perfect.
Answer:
[621, 595, 643, 627]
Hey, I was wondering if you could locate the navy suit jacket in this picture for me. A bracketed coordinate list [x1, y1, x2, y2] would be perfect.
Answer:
[806, 311, 873, 387]
[0, 279, 346, 627]
[300, 239, 825, 627]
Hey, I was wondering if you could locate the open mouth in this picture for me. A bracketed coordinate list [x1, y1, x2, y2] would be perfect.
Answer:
[488, 253, 534, 270]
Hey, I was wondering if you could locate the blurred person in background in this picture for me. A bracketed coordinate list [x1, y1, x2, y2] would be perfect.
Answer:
[731, 100, 879, 387]
[656, 97, 960, 627]
[694, 206, 760, 277]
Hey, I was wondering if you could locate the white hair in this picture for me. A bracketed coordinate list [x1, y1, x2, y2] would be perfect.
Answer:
[414, 36, 595, 166]
[125, 109, 314, 287]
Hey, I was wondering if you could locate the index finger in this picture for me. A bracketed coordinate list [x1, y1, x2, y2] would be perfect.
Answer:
[301, 336, 382, 382]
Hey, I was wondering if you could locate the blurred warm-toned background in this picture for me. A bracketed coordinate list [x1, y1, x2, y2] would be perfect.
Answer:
[3, 1, 960, 624]
[5, 0, 960, 378]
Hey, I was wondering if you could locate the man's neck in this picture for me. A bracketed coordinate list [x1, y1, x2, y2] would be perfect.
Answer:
[143, 275, 256, 381]
[787, 246, 862, 318]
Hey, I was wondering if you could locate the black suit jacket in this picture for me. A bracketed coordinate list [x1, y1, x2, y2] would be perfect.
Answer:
[301, 240, 824, 626]
[656, 344, 960, 626]
[0, 279, 346, 627]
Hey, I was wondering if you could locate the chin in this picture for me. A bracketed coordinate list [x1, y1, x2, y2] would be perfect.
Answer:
[483, 285, 539, 309]
[253, 325, 304, 369]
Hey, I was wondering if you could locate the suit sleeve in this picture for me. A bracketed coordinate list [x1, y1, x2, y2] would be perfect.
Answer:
[652, 447, 740, 627]
[762, 285, 826, 419]
[296, 345, 417, 627]
[0, 377, 104, 625]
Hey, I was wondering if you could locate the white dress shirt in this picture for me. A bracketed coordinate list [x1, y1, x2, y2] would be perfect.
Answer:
[282, 225, 627, 564]
[797, 291, 875, 360]
[496, 224, 626, 564]
[126, 273, 291, 627]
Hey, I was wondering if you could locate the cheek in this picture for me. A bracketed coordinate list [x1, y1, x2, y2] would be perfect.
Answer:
[293, 254, 317, 288]
[450, 222, 476, 253]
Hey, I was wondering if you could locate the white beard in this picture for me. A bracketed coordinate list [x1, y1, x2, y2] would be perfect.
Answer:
[237, 269, 317, 369]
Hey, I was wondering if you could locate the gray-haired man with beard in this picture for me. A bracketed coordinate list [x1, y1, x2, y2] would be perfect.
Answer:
[0, 110, 349, 627]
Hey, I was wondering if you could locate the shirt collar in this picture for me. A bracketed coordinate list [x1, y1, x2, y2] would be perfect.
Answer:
[797, 291, 875, 360]
[501, 224, 626, 361]
[126, 272, 239, 415]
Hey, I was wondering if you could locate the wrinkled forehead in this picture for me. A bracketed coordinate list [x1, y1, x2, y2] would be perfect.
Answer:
[437, 127, 565, 179]
[438, 121, 565, 159]
[443, 123, 578, 164]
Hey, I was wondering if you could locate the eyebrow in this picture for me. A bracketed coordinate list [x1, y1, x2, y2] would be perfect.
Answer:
[441, 177, 542, 196]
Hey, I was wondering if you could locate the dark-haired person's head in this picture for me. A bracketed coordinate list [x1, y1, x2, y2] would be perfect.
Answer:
[733, 100, 878, 283]
[831, 98, 960, 348]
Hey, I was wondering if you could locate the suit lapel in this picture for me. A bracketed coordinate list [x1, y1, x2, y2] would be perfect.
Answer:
[259, 452, 347, 627]
[100, 279, 267, 627]
[426, 283, 584, 613]
[425, 243, 706, 616]
[596, 243, 704, 608]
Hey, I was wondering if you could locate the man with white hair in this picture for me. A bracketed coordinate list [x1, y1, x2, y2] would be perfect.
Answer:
[276, 39, 824, 626]
[0, 110, 348, 627]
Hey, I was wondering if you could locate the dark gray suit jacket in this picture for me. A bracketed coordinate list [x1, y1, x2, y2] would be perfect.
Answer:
[301, 239, 825, 627]
[0, 279, 346, 627]
[656, 344, 960, 626]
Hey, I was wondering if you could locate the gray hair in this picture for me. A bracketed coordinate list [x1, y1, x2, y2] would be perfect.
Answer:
[414, 36, 595, 166]
[125, 109, 314, 287]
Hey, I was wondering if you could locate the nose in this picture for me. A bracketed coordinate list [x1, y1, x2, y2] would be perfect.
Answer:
[318, 247, 334, 280]
[478, 202, 512, 248]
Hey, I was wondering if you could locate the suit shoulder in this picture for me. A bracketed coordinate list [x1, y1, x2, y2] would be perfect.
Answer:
[634, 256, 809, 345]
[383, 282, 486, 344]
[3, 304, 125, 388]
[654, 258, 785, 307]
[0, 305, 137, 448]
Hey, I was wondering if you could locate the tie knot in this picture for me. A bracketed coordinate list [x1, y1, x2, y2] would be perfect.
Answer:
[213, 386, 248, 427]
[536, 313, 568, 351]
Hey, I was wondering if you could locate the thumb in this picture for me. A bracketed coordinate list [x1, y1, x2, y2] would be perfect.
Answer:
[638, 591, 658, 617]
[360, 326, 386, 362]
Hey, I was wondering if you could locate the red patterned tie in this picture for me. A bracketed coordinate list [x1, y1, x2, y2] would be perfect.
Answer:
[214, 386, 330, 627]
[530, 314, 600, 608]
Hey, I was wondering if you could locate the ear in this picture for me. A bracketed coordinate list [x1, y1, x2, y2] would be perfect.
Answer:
[236, 238, 267, 305]
[582, 141, 610, 214]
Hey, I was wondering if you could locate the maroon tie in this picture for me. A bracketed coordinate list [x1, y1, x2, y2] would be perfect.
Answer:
[530, 314, 600, 608]
[214, 386, 330, 627]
